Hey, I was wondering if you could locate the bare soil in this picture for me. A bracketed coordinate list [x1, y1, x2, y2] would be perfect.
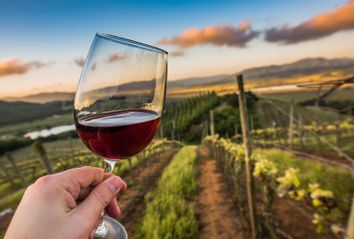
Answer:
[196, 147, 244, 239]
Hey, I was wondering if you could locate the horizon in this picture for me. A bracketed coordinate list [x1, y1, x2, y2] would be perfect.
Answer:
[1, 0, 354, 98]
[1, 55, 354, 100]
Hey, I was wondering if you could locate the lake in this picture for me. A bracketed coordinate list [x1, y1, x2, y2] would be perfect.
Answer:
[24, 124, 76, 140]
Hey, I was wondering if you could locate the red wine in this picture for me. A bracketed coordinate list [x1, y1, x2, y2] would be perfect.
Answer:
[75, 109, 160, 160]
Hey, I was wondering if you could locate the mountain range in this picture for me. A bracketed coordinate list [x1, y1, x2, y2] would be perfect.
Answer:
[3, 57, 354, 103]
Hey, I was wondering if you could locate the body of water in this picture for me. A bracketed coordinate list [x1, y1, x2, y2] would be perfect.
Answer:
[24, 124, 75, 140]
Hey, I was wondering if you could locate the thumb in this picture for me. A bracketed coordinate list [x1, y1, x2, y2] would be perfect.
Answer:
[73, 176, 126, 225]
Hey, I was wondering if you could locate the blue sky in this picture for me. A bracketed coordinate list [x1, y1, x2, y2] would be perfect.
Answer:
[1, 0, 354, 97]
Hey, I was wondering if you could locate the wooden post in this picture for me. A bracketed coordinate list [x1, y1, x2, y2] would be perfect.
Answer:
[299, 114, 304, 148]
[210, 110, 215, 136]
[6, 152, 27, 187]
[237, 74, 259, 239]
[315, 123, 322, 149]
[0, 164, 15, 187]
[288, 100, 294, 146]
[347, 195, 354, 239]
[32, 141, 54, 174]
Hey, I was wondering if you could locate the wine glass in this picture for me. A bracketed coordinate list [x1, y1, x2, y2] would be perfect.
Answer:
[73, 33, 168, 239]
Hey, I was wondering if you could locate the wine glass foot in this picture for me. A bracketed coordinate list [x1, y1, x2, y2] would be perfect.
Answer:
[94, 216, 128, 239]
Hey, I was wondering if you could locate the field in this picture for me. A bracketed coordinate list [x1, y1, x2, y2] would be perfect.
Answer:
[0, 82, 353, 239]
[0, 113, 73, 136]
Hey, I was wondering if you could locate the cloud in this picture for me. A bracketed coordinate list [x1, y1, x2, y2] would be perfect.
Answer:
[74, 57, 85, 67]
[170, 50, 185, 57]
[265, 0, 354, 44]
[107, 53, 125, 63]
[0, 59, 46, 77]
[159, 22, 259, 48]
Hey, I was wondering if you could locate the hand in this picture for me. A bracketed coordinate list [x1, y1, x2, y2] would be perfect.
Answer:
[4, 166, 127, 239]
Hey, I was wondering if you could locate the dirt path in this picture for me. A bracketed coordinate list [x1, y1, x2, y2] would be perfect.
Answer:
[196, 147, 244, 239]
[119, 148, 179, 238]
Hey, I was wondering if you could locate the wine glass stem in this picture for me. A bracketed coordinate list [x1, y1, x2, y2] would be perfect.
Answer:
[94, 159, 116, 238]
[104, 159, 116, 173]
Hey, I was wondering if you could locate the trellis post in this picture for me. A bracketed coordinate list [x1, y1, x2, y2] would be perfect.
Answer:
[6, 152, 27, 187]
[237, 74, 259, 239]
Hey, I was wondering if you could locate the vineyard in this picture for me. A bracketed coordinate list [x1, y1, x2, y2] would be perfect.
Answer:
[0, 84, 353, 239]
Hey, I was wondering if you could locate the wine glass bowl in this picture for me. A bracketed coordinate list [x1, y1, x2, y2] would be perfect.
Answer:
[73, 33, 168, 239]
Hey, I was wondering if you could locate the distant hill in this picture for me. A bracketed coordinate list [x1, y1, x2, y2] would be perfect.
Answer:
[242, 57, 354, 80]
[0, 101, 72, 127]
[3, 57, 354, 103]
[171, 57, 354, 86]
[6, 92, 75, 104]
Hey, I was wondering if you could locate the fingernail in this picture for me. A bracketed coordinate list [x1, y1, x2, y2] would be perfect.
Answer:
[107, 176, 121, 192]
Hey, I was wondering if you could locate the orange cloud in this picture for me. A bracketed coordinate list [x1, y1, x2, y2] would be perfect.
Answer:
[107, 53, 125, 63]
[0, 59, 46, 77]
[170, 49, 185, 57]
[265, 0, 354, 44]
[159, 22, 259, 48]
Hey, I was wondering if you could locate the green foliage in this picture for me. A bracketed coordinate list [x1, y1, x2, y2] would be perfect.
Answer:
[253, 158, 278, 179]
[0, 188, 25, 211]
[0, 135, 32, 156]
[0, 113, 73, 137]
[0, 138, 85, 164]
[214, 92, 261, 137]
[253, 148, 354, 212]
[161, 92, 219, 142]
[134, 146, 198, 239]
[0, 182, 21, 198]
[257, 97, 347, 128]
[0, 100, 72, 127]
[276, 168, 301, 197]
[0, 139, 179, 211]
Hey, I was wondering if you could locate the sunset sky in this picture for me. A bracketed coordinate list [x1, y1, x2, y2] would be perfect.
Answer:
[1, 0, 354, 98]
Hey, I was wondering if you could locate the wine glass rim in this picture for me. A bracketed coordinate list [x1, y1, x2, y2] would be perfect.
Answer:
[96, 33, 168, 55]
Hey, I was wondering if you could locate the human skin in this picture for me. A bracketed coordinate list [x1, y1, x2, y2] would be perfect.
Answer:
[4, 167, 127, 239]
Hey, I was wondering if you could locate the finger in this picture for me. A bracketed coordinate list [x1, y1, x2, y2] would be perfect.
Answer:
[71, 176, 126, 228]
[58, 166, 104, 187]
[77, 173, 126, 201]
[105, 198, 120, 218]
[56, 167, 105, 198]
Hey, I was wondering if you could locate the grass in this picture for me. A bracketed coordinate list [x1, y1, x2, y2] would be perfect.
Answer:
[113, 156, 139, 177]
[262, 88, 354, 103]
[257, 134, 354, 155]
[0, 188, 26, 212]
[134, 146, 198, 239]
[0, 182, 22, 199]
[257, 97, 346, 128]
[254, 148, 354, 213]
[0, 113, 73, 136]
